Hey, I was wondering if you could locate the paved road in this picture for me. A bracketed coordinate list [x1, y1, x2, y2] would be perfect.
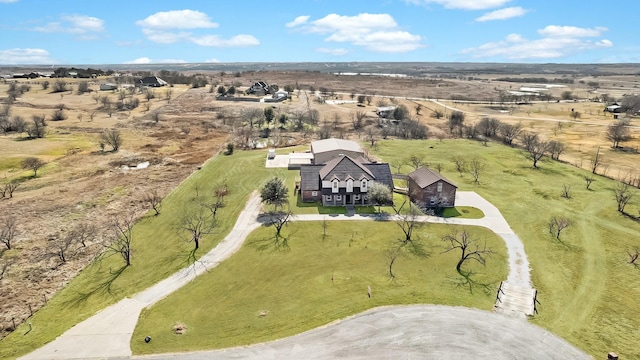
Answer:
[20, 193, 263, 360]
[134, 305, 590, 360]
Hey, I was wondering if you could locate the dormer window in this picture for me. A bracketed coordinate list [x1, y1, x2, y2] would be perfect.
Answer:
[332, 179, 339, 193]
[361, 179, 368, 192]
[346, 179, 353, 192]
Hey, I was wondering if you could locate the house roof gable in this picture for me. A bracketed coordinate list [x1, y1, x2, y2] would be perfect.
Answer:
[408, 166, 457, 189]
[319, 155, 374, 180]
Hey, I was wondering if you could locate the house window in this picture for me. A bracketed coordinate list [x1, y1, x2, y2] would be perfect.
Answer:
[437, 182, 443, 192]
[361, 179, 368, 192]
[354, 194, 360, 201]
[430, 197, 436, 205]
[326, 195, 332, 201]
[346, 179, 353, 192]
[336, 195, 342, 201]
[311, 191, 318, 197]
[332, 180, 339, 193]
[441, 197, 448, 205]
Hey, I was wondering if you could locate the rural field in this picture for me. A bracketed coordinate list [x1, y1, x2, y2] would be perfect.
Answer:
[0, 65, 639, 359]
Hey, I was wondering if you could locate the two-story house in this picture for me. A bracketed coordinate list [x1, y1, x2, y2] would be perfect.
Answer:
[299, 155, 393, 206]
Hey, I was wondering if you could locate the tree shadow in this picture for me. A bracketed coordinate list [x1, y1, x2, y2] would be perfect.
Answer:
[63, 265, 128, 307]
[451, 269, 493, 295]
[247, 234, 290, 252]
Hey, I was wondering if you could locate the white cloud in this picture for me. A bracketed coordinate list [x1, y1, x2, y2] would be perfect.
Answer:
[406, 0, 511, 10]
[124, 57, 186, 64]
[33, 14, 104, 38]
[288, 13, 422, 53]
[475, 6, 527, 22]
[136, 9, 258, 48]
[0, 0, 19, 3]
[316, 47, 349, 56]
[538, 25, 607, 38]
[190, 34, 259, 47]
[135, 10, 218, 30]
[286, 15, 309, 28]
[0, 48, 52, 64]
[461, 26, 613, 60]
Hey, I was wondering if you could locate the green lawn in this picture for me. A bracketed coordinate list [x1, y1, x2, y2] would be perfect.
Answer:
[132, 221, 506, 354]
[369, 139, 640, 358]
[4, 138, 640, 359]
[0, 150, 289, 359]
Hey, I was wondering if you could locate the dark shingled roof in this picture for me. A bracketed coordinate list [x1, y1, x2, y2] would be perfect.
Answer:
[367, 163, 394, 189]
[408, 167, 457, 189]
[300, 156, 393, 192]
[319, 156, 374, 180]
[299, 165, 324, 191]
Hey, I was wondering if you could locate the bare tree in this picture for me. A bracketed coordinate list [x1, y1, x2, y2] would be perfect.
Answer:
[562, 184, 571, 199]
[591, 146, 602, 174]
[468, 158, 484, 183]
[72, 222, 97, 247]
[144, 190, 163, 216]
[0, 258, 14, 280]
[522, 134, 549, 168]
[151, 111, 161, 123]
[548, 140, 566, 161]
[264, 208, 293, 240]
[606, 120, 631, 148]
[442, 230, 492, 273]
[100, 129, 123, 151]
[165, 88, 173, 103]
[240, 107, 263, 128]
[103, 215, 135, 266]
[48, 232, 76, 264]
[386, 248, 400, 279]
[548, 216, 571, 239]
[392, 200, 423, 244]
[407, 154, 426, 170]
[452, 156, 466, 176]
[0, 216, 18, 250]
[613, 183, 633, 213]
[498, 122, 522, 146]
[349, 110, 366, 130]
[584, 175, 595, 190]
[180, 201, 218, 250]
[628, 247, 639, 267]
[22, 157, 46, 177]
[2, 178, 19, 198]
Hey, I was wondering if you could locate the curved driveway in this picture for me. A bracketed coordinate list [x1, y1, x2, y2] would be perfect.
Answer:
[20, 191, 587, 359]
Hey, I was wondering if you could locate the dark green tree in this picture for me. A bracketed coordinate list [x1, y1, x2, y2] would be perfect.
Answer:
[260, 177, 289, 210]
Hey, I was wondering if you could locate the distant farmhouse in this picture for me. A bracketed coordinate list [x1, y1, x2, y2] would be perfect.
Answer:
[139, 76, 167, 87]
[298, 138, 393, 206]
[247, 81, 270, 95]
[376, 106, 397, 118]
[605, 103, 621, 113]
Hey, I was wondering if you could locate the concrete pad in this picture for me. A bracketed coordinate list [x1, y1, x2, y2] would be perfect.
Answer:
[135, 305, 590, 360]
[265, 154, 290, 168]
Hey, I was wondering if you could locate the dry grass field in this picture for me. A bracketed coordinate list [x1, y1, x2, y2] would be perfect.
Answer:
[0, 68, 638, 342]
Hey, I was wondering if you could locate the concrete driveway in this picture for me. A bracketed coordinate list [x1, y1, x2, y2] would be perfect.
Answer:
[135, 305, 590, 360]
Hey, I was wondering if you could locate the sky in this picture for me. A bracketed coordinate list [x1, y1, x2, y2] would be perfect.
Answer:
[0, 0, 638, 65]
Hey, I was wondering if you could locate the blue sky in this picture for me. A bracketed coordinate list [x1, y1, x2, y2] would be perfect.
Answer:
[0, 0, 636, 65]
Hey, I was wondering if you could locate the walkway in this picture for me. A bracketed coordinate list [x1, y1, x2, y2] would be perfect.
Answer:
[135, 305, 590, 360]
[20, 193, 263, 360]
